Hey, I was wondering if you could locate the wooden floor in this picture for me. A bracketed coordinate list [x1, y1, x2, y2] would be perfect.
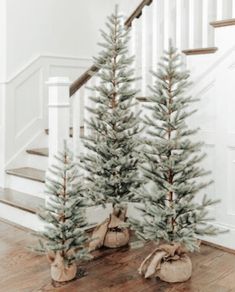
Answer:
[1, 221, 235, 292]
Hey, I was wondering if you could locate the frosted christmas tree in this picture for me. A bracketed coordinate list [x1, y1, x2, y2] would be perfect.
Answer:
[34, 143, 91, 283]
[130, 42, 219, 283]
[83, 6, 142, 250]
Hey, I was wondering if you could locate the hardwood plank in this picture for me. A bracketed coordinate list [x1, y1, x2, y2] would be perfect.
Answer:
[6, 167, 45, 183]
[0, 221, 235, 291]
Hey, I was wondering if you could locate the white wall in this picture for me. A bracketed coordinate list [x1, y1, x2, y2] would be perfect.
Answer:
[5, 0, 141, 81]
[0, 0, 6, 82]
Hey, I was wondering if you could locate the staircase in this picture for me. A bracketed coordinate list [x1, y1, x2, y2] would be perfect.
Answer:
[0, 0, 153, 231]
[1, 0, 235, 250]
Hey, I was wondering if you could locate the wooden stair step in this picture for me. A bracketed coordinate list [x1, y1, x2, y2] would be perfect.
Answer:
[6, 167, 45, 183]
[26, 148, 48, 157]
[45, 126, 84, 138]
[182, 47, 218, 55]
[0, 188, 44, 214]
[210, 18, 235, 28]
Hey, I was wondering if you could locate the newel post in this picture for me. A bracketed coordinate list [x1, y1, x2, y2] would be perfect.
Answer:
[47, 77, 71, 165]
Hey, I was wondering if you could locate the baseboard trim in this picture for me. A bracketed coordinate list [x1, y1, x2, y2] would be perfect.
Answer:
[0, 217, 33, 233]
[202, 240, 235, 255]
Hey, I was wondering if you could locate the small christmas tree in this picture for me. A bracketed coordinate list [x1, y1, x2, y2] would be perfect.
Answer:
[83, 6, 142, 250]
[34, 142, 91, 283]
[130, 42, 219, 282]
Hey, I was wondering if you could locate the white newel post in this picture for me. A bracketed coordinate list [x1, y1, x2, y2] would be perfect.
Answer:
[47, 77, 71, 165]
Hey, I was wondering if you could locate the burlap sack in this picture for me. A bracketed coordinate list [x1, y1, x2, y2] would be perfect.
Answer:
[139, 243, 192, 283]
[89, 212, 129, 251]
[104, 226, 130, 248]
[47, 252, 77, 282]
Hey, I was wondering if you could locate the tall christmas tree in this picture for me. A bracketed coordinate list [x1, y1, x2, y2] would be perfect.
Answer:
[34, 143, 91, 283]
[83, 6, 142, 250]
[130, 43, 219, 282]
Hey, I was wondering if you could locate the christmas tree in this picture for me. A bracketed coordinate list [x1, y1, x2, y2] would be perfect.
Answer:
[34, 142, 91, 282]
[130, 42, 219, 255]
[83, 6, 142, 250]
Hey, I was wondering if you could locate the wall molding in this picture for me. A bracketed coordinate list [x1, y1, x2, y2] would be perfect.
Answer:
[0, 54, 92, 85]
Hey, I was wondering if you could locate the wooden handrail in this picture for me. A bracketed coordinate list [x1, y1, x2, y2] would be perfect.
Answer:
[69, 0, 154, 97]
[124, 0, 153, 28]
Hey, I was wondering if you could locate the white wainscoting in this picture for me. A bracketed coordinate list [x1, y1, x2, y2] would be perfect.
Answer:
[0, 55, 91, 187]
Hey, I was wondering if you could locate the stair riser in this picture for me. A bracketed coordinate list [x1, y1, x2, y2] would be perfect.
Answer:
[26, 155, 48, 171]
[215, 25, 235, 51]
[0, 203, 44, 231]
[5, 175, 44, 199]
[185, 54, 217, 81]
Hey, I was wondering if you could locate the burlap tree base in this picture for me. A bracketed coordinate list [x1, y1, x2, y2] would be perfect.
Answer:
[139, 243, 192, 283]
[47, 252, 77, 283]
[89, 208, 130, 251]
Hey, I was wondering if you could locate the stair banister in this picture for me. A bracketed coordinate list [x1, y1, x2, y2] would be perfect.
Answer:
[48, 0, 235, 163]
[69, 0, 153, 98]
[46, 0, 154, 163]
[69, 0, 155, 158]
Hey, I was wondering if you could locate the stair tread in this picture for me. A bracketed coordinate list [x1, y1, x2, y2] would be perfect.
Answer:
[26, 148, 48, 157]
[210, 18, 235, 28]
[0, 188, 44, 214]
[182, 47, 218, 55]
[6, 167, 45, 183]
[45, 126, 84, 138]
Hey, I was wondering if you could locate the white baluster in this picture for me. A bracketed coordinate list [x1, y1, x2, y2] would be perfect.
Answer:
[72, 88, 83, 158]
[194, 0, 203, 48]
[176, 0, 182, 50]
[156, 0, 165, 58]
[134, 18, 142, 94]
[181, 0, 189, 49]
[216, 0, 223, 20]
[188, 0, 195, 48]
[169, 0, 177, 47]
[84, 79, 93, 141]
[208, 0, 217, 46]
[163, 0, 170, 49]
[202, 0, 209, 47]
[144, 5, 155, 93]
[47, 77, 71, 165]
[232, 0, 235, 17]
[130, 20, 136, 76]
[152, 0, 158, 72]
[223, 0, 233, 19]
[141, 8, 147, 96]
